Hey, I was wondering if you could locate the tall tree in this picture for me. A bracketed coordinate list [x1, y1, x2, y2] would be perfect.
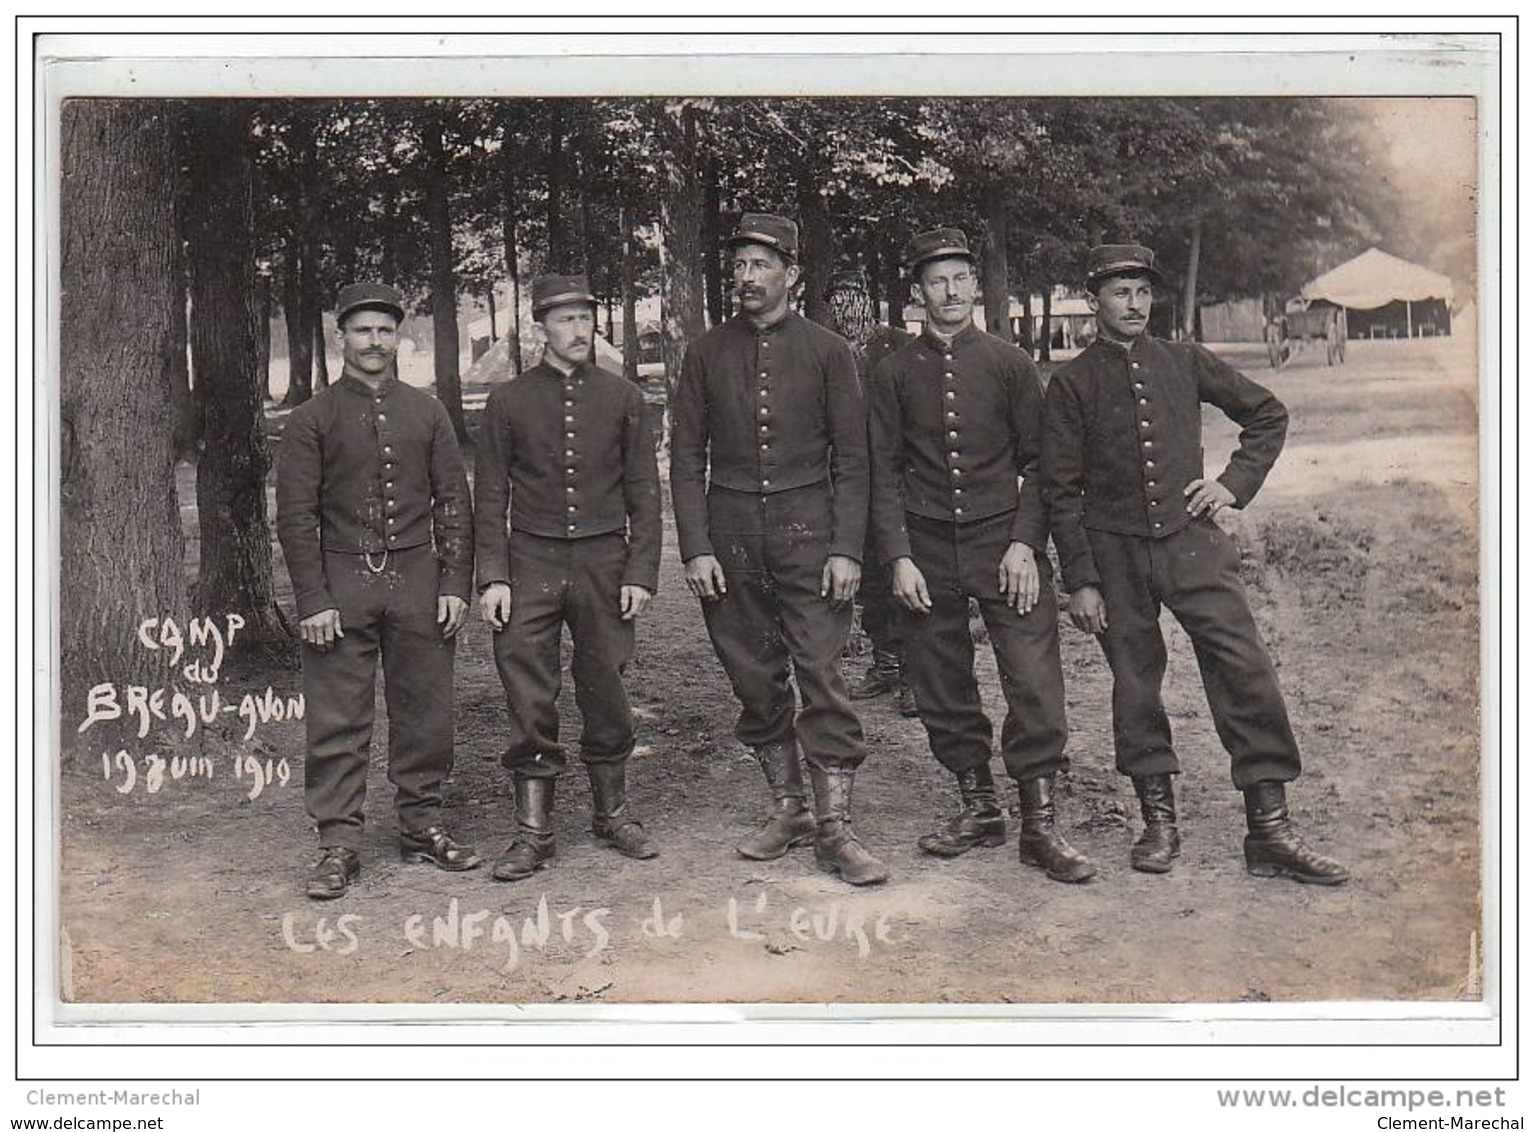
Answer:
[655, 100, 708, 437]
[421, 103, 466, 438]
[60, 100, 189, 695]
[281, 104, 319, 406]
[181, 100, 289, 646]
[701, 144, 726, 326]
[546, 101, 569, 267]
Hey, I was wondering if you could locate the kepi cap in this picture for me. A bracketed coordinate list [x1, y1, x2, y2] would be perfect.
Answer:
[1086, 244, 1163, 285]
[335, 282, 406, 326]
[724, 213, 799, 261]
[531, 273, 598, 317]
[904, 227, 975, 274]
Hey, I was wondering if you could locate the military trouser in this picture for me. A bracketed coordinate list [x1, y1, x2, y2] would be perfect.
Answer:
[491, 530, 637, 779]
[303, 545, 456, 850]
[1086, 518, 1302, 789]
[699, 483, 867, 772]
[900, 511, 1069, 782]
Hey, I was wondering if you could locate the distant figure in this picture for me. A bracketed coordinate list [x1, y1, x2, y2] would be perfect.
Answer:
[473, 273, 663, 881]
[869, 228, 1094, 882]
[1042, 243, 1348, 884]
[276, 282, 479, 901]
[823, 269, 916, 717]
[670, 213, 887, 886]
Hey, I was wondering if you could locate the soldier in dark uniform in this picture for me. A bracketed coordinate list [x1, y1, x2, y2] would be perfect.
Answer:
[869, 228, 1095, 883]
[276, 282, 480, 900]
[824, 269, 917, 717]
[473, 273, 663, 881]
[1042, 243, 1348, 884]
[671, 213, 887, 886]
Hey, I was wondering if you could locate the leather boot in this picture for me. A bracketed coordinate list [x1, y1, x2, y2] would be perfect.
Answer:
[809, 766, 889, 886]
[918, 763, 1007, 857]
[1130, 774, 1180, 874]
[736, 741, 816, 860]
[894, 673, 920, 718]
[1243, 781, 1349, 885]
[1016, 774, 1097, 883]
[589, 761, 657, 859]
[850, 649, 903, 699]
[491, 777, 556, 882]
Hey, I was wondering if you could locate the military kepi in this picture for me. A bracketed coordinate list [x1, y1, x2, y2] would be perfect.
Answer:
[904, 227, 975, 274]
[1086, 243, 1163, 284]
[335, 282, 406, 326]
[724, 213, 799, 261]
[530, 273, 598, 317]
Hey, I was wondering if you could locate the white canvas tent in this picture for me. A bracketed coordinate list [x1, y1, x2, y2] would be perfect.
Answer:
[1301, 248, 1455, 338]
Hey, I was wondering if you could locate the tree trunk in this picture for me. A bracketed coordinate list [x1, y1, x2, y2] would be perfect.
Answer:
[1182, 216, 1203, 343]
[1018, 288, 1035, 355]
[579, 171, 594, 278]
[655, 102, 707, 443]
[797, 178, 834, 327]
[60, 100, 190, 700]
[1039, 287, 1053, 363]
[701, 147, 725, 327]
[280, 237, 311, 405]
[312, 309, 329, 388]
[259, 271, 275, 402]
[487, 285, 498, 343]
[422, 107, 466, 438]
[981, 180, 1010, 338]
[546, 103, 567, 269]
[882, 238, 906, 329]
[294, 104, 322, 403]
[499, 108, 524, 375]
[181, 99, 288, 647]
[166, 218, 200, 466]
[620, 203, 639, 384]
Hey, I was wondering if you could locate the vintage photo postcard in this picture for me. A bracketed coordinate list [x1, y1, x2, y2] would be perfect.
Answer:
[25, 25, 1508, 1082]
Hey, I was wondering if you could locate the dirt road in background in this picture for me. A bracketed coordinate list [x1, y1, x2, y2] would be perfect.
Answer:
[58, 337, 1483, 1007]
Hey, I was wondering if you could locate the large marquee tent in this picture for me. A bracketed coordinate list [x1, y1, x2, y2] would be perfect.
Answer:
[1300, 247, 1456, 339]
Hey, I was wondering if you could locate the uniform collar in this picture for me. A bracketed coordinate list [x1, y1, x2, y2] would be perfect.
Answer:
[339, 370, 398, 397]
[921, 321, 979, 352]
[735, 309, 796, 336]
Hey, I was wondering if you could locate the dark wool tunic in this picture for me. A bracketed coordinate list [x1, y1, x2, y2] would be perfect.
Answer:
[276, 373, 473, 619]
[670, 311, 869, 563]
[868, 323, 1049, 565]
[1042, 335, 1287, 592]
[472, 360, 661, 593]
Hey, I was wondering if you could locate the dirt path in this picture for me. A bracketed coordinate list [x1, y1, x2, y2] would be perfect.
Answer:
[56, 338, 1484, 1008]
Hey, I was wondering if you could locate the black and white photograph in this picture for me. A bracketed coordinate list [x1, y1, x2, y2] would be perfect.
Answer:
[27, 26, 1505, 1091]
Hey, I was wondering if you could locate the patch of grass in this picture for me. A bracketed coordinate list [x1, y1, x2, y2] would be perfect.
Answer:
[1257, 511, 1375, 609]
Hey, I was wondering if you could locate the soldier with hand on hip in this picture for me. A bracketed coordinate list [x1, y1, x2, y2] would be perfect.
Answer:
[1042, 243, 1347, 885]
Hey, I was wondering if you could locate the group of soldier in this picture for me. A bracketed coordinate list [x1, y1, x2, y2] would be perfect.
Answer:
[275, 211, 1349, 902]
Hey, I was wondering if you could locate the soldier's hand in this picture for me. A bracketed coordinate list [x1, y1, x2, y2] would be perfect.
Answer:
[1184, 477, 1236, 518]
[298, 608, 344, 650]
[619, 584, 652, 621]
[684, 554, 728, 602]
[998, 541, 1041, 615]
[438, 595, 468, 638]
[479, 584, 513, 631]
[821, 555, 861, 606]
[891, 557, 932, 615]
[1068, 585, 1109, 635]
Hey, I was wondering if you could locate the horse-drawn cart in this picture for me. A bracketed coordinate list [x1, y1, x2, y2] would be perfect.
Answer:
[1265, 301, 1347, 369]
